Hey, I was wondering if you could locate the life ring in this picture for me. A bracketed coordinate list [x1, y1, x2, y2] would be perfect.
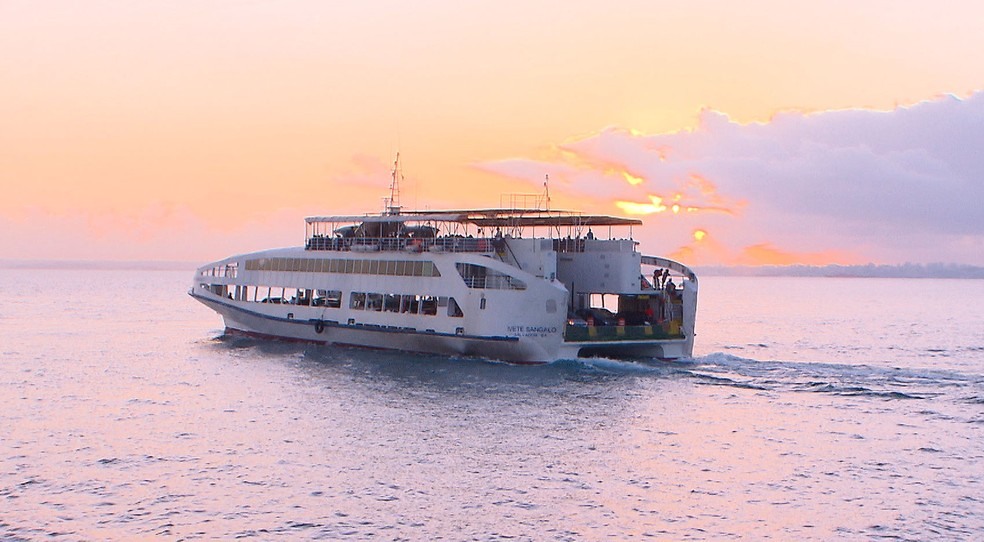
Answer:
[314, 320, 325, 334]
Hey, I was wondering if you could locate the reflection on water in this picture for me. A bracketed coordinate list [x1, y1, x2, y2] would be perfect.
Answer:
[1, 270, 982, 540]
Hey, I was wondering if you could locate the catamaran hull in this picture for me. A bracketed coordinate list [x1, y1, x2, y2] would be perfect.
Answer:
[194, 294, 557, 364]
[193, 293, 693, 364]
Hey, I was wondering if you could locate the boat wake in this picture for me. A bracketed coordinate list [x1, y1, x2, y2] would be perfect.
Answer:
[569, 351, 984, 406]
[681, 352, 983, 403]
[205, 335, 981, 410]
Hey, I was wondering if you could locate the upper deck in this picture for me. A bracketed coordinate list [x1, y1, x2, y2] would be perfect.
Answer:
[304, 208, 643, 254]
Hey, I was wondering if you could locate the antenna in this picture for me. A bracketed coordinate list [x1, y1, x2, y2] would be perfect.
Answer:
[385, 152, 402, 215]
[543, 174, 551, 211]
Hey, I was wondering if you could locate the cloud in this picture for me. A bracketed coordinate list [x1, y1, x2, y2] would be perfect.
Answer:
[476, 92, 984, 265]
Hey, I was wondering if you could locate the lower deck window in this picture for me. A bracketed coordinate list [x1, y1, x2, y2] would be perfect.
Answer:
[347, 292, 453, 317]
[224, 283, 463, 318]
[312, 290, 342, 308]
[448, 297, 463, 318]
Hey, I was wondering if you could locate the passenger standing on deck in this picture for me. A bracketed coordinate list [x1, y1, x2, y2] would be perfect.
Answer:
[663, 278, 676, 321]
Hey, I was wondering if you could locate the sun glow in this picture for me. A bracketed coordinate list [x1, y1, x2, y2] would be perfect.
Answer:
[615, 195, 667, 215]
[615, 192, 738, 216]
[621, 171, 645, 185]
[612, 171, 744, 217]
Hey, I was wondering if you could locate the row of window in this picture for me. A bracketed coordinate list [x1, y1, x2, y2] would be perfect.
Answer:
[206, 284, 463, 318]
[239, 257, 527, 292]
[200, 262, 238, 278]
[217, 284, 337, 306]
[245, 257, 441, 277]
[349, 292, 463, 317]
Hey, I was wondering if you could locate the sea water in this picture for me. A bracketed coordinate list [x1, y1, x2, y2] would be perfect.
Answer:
[1, 269, 982, 540]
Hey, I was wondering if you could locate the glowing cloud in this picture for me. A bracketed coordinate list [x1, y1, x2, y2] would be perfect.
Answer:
[479, 92, 984, 266]
[616, 195, 667, 215]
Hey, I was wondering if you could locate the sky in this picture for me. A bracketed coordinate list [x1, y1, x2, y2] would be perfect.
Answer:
[2, 0, 983, 265]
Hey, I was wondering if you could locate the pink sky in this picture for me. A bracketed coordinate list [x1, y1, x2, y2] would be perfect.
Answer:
[2, 1, 983, 265]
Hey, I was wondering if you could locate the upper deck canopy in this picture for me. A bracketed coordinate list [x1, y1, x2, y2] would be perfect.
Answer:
[305, 208, 642, 228]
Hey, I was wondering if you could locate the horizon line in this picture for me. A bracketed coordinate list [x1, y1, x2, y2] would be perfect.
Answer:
[2, 259, 983, 278]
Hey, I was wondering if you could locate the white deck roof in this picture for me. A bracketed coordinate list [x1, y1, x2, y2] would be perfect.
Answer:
[305, 208, 642, 228]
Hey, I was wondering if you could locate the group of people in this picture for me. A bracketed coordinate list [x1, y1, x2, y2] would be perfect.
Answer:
[641, 268, 677, 293]
[655, 268, 676, 292]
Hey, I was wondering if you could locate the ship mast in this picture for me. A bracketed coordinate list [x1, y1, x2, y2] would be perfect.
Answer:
[385, 152, 403, 216]
[542, 174, 551, 211]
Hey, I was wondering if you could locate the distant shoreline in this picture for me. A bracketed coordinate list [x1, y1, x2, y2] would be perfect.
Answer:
[695, 263, 984, 279]
[0, 259, 198, 271]
[3, 260, 983, 279]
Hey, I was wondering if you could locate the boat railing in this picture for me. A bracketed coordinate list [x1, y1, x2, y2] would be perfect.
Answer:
[305, 235, 497, 254]
[641, 255, 698, 285]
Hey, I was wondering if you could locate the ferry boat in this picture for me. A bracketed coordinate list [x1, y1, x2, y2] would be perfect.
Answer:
[190, 166, 698, 364]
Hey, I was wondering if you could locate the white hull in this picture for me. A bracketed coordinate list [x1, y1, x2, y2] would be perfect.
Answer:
[193, 293, 558, 363]
[193, 290, 694, 364]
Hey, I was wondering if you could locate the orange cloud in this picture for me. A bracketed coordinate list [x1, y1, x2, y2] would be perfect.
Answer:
[668, 229, 734, 265]
[615, 192, 739, 216]
[615, 195, 667, 214]
[736, 243, 857, 266]
[613, 172, 743, 217]
[667, 230, 859, 266]
[621, 171, 645, 185]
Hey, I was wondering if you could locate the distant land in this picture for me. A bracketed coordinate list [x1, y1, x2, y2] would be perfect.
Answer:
[0, 260, 197, 271]
[696, 263, 984, 279]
